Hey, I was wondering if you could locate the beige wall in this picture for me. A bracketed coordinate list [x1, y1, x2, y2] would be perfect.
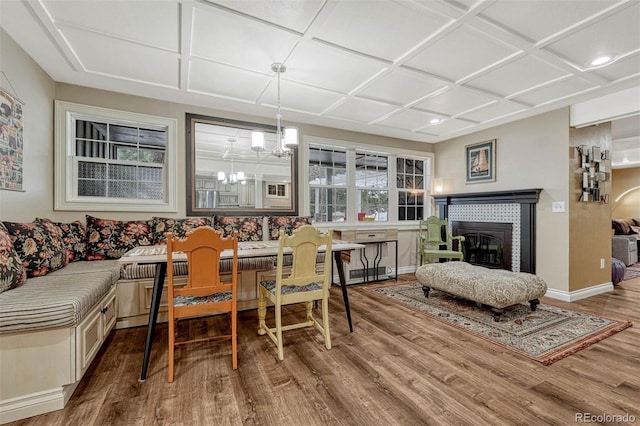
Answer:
[434, 109, 571, 292]
[0, 29, 55, 221]
[568, 124, 612, 291]
[612, 167, 640, 219]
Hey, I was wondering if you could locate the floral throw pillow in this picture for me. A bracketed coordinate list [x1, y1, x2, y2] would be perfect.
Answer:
[268, 216, 312, 240]
[85, 215, 153, 260]
[212, 216, 262, 242]
[151, 217, 212, 244]
[0, 222, 27, 293]
[36, 218, 87, 262]
[2, 220, 68, 278]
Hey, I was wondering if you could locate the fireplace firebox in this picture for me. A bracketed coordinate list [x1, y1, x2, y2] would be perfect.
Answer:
[452, 221, 512, 270]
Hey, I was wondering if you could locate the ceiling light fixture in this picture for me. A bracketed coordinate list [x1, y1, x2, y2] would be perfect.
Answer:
[251, 63, 298, 157]
[219, 138, 245, 185]
[586, 54, 618, 70]
[591, 56, 611, 66]
[430, 118, 441, 125]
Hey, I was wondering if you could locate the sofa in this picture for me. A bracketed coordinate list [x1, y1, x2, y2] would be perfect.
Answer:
[611, 218, 640, 266]
[0, 214, 311, 423]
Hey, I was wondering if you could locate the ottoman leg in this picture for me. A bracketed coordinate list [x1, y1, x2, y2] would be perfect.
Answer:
[491, 308, 504, 322]
[529, 299, 540, 312]
[421, 285, 431, 298]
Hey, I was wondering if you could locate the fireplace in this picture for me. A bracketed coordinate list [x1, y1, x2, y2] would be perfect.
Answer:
[434, 189, 541, 273]
[452, 221, 512, 270]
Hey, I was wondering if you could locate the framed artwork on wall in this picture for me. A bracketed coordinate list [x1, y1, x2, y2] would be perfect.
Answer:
[0, 87, 24, 191]
[465, 139, 495, 184]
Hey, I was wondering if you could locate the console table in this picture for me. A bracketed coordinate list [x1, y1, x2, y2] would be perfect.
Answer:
[333, 228, 398, 284]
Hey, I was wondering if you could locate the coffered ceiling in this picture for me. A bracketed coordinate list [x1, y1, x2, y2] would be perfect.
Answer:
[1, 0, 639, 144]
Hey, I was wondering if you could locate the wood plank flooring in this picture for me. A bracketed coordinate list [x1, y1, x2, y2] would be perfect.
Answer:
[8, 274, 639, 426]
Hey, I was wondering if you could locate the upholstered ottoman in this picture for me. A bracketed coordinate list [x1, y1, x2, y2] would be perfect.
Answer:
[416, 262, 548, 321]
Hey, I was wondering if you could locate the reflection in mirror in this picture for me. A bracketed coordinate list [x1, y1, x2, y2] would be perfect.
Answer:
[186, 114, 297, 216]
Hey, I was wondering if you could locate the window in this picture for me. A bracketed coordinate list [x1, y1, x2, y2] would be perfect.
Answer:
[306, 139, 432, 224]
[266, 183, 287, 198]
[355, 152, 388, 221]
[309, 147, 347, 223]
[55, 101, 177, 212]
[397, 158, 425, 221]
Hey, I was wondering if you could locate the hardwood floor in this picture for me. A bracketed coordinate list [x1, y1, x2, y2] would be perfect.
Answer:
[9, 274, 639, 426]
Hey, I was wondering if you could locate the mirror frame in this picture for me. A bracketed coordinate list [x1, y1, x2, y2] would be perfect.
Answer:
[186, 113, 298, 216]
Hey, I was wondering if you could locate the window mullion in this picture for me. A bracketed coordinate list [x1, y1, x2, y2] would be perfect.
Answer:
[346, 149, 357, 225]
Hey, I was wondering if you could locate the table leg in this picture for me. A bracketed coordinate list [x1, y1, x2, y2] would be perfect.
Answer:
[334, 251, 353, 332]
[139, 262, 167, 382]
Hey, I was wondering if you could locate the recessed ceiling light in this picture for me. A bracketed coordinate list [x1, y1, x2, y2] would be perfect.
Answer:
[430, 118, 441, 125]
[591, 56, 612, 66]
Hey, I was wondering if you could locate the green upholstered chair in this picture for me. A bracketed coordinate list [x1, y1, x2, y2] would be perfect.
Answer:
[418, 216, 465, 264]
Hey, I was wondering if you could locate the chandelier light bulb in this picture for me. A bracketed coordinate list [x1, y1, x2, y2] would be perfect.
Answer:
[251, 131, 265, 151]
[283, 126, 298, 148]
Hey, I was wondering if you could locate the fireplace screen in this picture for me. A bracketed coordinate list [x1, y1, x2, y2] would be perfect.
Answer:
[452, 221, 512, 271]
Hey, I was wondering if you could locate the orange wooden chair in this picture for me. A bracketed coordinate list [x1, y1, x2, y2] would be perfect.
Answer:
[257, 225, 332, 360]
[166, 227, 238, 382]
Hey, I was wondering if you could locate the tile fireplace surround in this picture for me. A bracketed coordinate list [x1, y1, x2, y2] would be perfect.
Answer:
[434, 189, 542, 274]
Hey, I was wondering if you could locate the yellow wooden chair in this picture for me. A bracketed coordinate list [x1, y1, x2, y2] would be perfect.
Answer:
[257, 225, 332, 360]
[166, 227, 238, 382]
[419, 216, 465, 264]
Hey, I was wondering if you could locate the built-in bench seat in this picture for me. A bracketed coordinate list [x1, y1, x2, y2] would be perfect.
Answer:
[0, 261, 120, 333]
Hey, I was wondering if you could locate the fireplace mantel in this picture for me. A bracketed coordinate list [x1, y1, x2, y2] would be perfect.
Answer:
[433, 188, 542, 273]
[433, 188, 542, 209]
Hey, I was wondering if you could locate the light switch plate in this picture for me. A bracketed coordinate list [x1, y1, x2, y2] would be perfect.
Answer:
[552, 201, 565, 213]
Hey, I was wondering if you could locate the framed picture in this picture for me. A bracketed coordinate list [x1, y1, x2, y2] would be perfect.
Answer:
[0, 87, 24, 191]
[465, 139, 495, 183]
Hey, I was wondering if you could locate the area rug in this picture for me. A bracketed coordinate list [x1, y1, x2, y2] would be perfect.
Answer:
[623, 263, 640, 281]
[362, 282, 632, 365]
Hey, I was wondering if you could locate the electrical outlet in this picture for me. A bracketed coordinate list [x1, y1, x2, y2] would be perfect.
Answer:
[600, 258, 605, 269]
[552, 201, 565, 213]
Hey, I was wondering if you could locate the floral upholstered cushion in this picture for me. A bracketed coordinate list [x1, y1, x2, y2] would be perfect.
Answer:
[212, 216, 262, 242]
[268, 216, 312, 240]
[36, 218, 87, 262]
[151, 217, 212, 244]
[173, 291, 232, 307]
[85, 215, 153, 260]
[2, 220, 68, 278]
[0, 222, 27, 293]
[259, 279, 322, 295]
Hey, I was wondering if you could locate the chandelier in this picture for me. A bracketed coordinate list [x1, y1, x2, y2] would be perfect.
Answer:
[217, 138, 245, 185]
[251, 63, 298, 157]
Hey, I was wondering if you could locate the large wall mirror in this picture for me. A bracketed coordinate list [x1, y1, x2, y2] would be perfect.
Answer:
[186, 113, 298, 216]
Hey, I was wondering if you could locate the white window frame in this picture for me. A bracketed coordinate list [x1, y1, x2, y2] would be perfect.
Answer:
[265, 183, 288, 198]
[301, 136, 434, 228]
[54, 101, 177, 212]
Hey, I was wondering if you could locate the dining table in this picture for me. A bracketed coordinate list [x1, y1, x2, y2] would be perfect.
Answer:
[119, 239, 365, 381]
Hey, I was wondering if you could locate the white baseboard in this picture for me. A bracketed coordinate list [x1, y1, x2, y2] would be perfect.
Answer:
[0, 381, 78, 425]
[544, 281, 614, 302]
